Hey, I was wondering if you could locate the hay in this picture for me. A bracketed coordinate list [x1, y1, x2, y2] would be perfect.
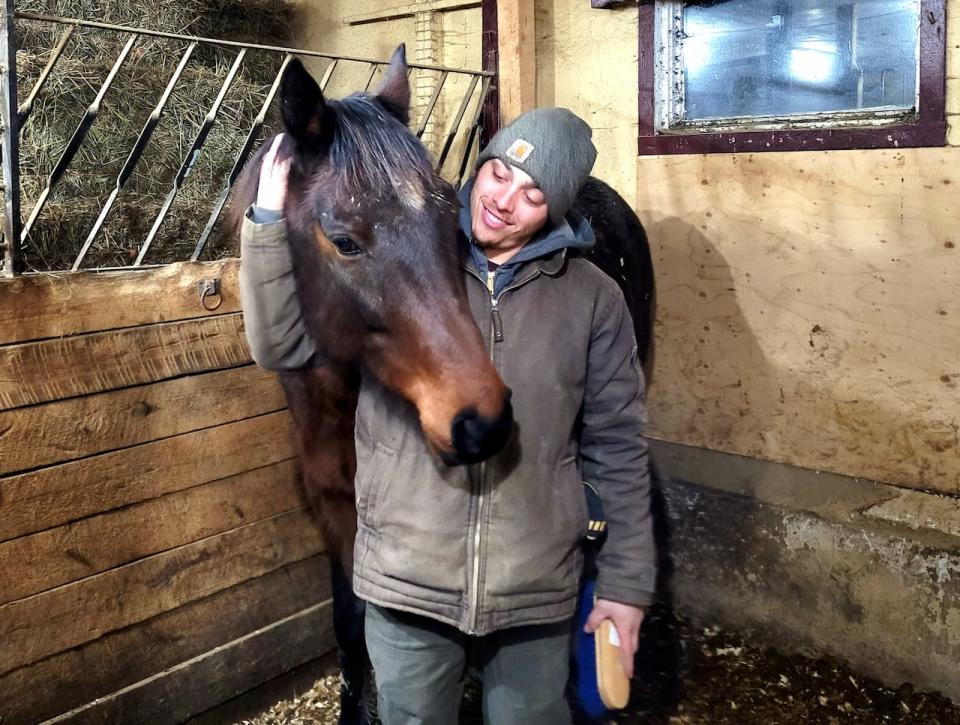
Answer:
[5, 0, 292, 271]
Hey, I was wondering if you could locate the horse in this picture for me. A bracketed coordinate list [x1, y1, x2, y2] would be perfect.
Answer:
[233, 46, 513, 722]
[233, 47, 655, 724]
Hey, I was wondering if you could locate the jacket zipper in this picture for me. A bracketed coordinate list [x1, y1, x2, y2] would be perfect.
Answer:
[464, 261, 541, 633]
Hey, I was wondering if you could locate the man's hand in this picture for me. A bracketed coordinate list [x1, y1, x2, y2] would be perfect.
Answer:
[256, 135, 291, 212]
[584, 598, 645, 678]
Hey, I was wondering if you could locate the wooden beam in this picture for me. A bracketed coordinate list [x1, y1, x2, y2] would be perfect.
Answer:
[496, 0, 535, 123]
[0, 365, 285, 476]
[48, 601, 335, 724]
[0, 313, 251, 411]
[0, 259, 240, 346]
[0, 508, 324, 675]
[0, 460, 300, 605]
[345, 0, 480, 25]
[0, 411, 293, 543]
[0, 555, 331, 724]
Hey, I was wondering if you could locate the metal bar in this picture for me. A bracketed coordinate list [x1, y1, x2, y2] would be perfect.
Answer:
[454, 75, 491, 187]
[73, 42, 198, 271]
[319, 59, 338, 91]
[20, 34, 136, 248]
[416, 70, 448, 139]
[134, 49, 246, 266]
[18, 24, 74, 129]
[1, 0, 20, 276]
[191, 53, 292, 262]
[435, 73, 478, 173]
[15, 11, 495, 77]
[363, 62, 380, 92]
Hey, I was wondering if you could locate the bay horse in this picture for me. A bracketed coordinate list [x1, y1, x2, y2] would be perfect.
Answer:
[233, 47, 654, 724]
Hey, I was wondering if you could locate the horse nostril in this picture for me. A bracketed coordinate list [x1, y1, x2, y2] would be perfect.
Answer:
[448, 394, 514, 466]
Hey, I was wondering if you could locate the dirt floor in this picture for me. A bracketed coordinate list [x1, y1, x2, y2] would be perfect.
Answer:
[239, 606, 960, 725]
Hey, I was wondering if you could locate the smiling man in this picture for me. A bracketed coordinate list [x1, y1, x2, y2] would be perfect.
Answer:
[241, 106, 656, 724]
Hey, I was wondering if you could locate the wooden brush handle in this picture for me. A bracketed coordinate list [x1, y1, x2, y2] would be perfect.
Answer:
[595, 619, 630, 709]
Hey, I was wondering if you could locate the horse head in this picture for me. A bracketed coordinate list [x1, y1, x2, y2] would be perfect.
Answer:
[241, 46, 512, 465]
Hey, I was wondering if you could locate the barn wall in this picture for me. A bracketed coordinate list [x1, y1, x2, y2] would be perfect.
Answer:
[0, 262, 333, 723]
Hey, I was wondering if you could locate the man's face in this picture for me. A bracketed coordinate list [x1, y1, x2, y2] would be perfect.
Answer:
[470, 159, 549, 255]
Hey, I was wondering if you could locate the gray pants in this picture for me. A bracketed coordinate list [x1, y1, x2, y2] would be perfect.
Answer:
[364, 603, 573, 725]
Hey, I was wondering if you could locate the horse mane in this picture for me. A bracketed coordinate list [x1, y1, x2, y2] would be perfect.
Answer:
[228, 92, 437, 238]
[323, 93, 436, 204]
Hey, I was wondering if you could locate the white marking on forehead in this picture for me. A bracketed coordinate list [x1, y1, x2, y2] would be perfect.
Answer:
[397, 177, 426, 211]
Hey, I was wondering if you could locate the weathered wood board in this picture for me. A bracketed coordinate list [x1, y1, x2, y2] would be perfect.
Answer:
[0, 411, 294, 542]
[0, 364, 285, 476]
[0, 260, 240, 346]
[0, 556, 331, 724]
[638, 147, 960, 493]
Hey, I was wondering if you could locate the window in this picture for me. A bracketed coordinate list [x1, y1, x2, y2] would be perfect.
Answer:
[637, 0, 947, 154]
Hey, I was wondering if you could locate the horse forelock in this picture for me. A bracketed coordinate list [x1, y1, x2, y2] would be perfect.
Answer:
[322, 93, 436, 211]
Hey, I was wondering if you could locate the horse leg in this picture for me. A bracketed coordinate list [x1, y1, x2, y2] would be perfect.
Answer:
[278, 369, 371, 724]
[330, 553, 372, 724]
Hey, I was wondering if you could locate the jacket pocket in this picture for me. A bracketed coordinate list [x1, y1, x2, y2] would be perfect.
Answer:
[355, 442, 395, 531]
[559, 455, 590, 543]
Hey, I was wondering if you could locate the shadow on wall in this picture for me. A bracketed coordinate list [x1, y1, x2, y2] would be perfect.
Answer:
[629, 218, 767, 716]
[641, 212, 959, 494]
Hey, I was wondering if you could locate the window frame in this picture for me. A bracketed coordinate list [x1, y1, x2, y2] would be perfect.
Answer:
[637, 0, 947, 155]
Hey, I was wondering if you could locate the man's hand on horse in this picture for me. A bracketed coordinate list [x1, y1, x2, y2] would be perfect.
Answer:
[257, 134, 291, 212]
[584, 598, 645, 678]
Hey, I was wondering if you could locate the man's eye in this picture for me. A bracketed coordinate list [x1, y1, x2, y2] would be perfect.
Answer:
[330, 235, 363, 257]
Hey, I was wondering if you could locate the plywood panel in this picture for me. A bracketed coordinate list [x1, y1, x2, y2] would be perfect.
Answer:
[0, 555, 330, 725]
[0, 509, 323, 675]
[0, 411, 293, 542]
[637, 146, 960, 493]
[57, 602, 334, 725]
[0, 259, 240, 346]
[0, 313, 251, 411]
[0, 364, 285, 475]
[0, 460, 300, 604]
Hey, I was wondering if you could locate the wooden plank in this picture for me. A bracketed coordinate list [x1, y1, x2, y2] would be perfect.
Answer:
[0, 364, 285, 476]
[0, 411, 293, 543]
[0, 259, 240, 346]
[496, 0, 535, 123]
[0, 460, 301, 605]
[0, 555, 331, 725]
[52, 601, 335, 725]
[0, 313, 252, 411]
[0, 508, 323, 676]
[345, 0, 479, 25]
[638, 146, 960, 493]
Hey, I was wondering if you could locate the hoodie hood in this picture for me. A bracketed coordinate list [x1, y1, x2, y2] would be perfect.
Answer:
[458, 179, 595, 297]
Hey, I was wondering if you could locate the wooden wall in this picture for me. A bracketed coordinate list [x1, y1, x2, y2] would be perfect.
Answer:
[0, 261, 333, 723]
[638, 147, 960, 495]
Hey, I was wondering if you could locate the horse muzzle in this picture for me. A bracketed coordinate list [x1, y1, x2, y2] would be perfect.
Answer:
[443, 390, 514, 466]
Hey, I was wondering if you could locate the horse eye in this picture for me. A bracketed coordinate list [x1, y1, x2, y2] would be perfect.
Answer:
[329, 235, 363, 257]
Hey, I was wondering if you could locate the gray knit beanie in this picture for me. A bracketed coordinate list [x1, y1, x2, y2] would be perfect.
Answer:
[475, 107, 597, 226]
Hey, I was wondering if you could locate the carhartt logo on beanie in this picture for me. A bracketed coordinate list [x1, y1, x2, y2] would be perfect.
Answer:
[476, 107, 597, 226]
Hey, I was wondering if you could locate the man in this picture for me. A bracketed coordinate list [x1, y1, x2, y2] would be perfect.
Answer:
[240, 107, 656, 724]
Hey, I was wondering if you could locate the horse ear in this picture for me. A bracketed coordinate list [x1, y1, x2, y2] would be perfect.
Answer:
[281, 58, 333, 156]
[375, 44, 410, 125]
